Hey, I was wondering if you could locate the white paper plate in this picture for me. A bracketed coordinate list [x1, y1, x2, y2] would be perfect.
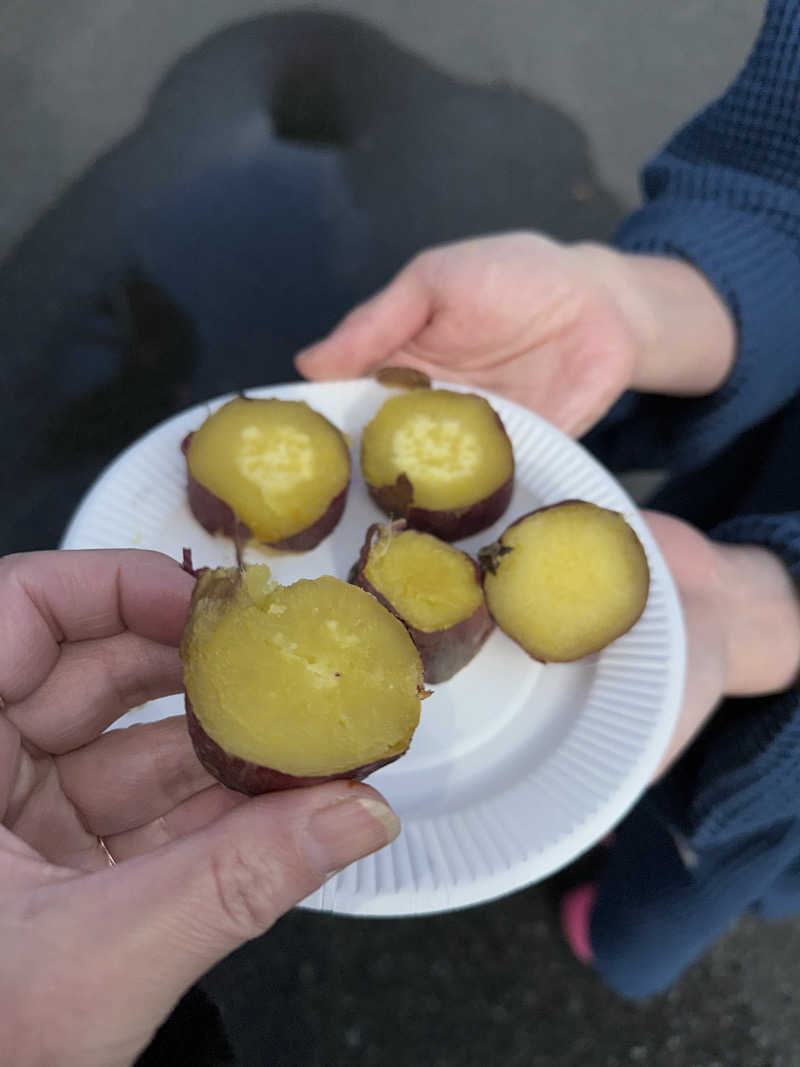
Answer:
[61, 380, 684, 916]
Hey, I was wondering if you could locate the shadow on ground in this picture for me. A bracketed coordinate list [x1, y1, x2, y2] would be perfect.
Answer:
[0, 11, 621, 554]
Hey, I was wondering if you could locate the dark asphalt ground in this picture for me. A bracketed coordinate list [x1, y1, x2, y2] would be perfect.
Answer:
[197, 887, 800, 1067]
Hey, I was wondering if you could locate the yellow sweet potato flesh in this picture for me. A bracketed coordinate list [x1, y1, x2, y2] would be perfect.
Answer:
[183, 567, 423, 776]
[187, 397, 349, 543]
[361, 390, 513, 510]
[483, 502, 649, 661]
[363, 528, 483, 631]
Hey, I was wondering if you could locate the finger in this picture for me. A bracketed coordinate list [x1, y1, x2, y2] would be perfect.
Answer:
[0, 550, 194, 704]
[102, 783, 247, 860]
[41, 783, 400, 1046]
[58, 785, 246, 871]
[295, 264, 431, 379]
[55, 717, 214, 834]
[7, 633, 184, 754]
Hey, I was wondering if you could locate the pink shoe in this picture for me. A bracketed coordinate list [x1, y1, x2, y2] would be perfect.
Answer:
[560, 883, 597, 965]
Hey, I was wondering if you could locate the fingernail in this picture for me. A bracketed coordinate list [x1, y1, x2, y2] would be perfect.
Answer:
[304, 796, 401, 877]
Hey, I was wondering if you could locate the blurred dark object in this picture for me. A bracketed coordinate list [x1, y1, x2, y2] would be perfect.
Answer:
[134, 986, 234, 1067]
[0, 11, 621, 555]
[46, 271, 197, 460]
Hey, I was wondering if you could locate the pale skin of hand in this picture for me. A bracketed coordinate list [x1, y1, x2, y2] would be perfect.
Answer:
[297, 230, 798, 776]
[0, 550, 399, 1067]
[643, 511, 800, 779]
[296, 232, 736, 438]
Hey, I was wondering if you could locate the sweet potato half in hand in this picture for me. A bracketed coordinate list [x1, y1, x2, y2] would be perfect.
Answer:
[184, 396, 350, 551]
[360, 389, 514, 541]
[181, 565, 427, 794]
[480, 501, 650, 661]
[350, 523, 494, 683]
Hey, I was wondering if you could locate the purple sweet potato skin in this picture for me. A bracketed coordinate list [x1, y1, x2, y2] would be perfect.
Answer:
[184, 441, 252, 542]
[350, 523, 494, 683]
[368, 475, 512, 542]
[365, 406, 514, 541]
[357, 576, 493, 682]
[267, 487, 349, 551]
[181, 432, 349, 551]
[185, 698, 403, 796]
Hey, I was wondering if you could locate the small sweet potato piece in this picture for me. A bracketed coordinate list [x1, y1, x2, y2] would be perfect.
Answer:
[480, 500, 650, 661]
[374, 367, 431, 389]
[350, 522, 493, 683]
[184, 396, 350, 551]
[360, 389, 514, 541]
[181, 565, 426, 794]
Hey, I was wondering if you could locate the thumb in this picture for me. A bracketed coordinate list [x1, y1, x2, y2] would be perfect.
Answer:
[55, 783, 399, 1057]
[295, 265, 431, 380]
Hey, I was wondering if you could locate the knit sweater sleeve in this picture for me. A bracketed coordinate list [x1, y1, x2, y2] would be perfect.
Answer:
[669, 512, 800, 849]
[587, 0, 800, 474]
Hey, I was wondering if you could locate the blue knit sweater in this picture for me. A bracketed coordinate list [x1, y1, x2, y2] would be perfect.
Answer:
[584, 0, 800, 997]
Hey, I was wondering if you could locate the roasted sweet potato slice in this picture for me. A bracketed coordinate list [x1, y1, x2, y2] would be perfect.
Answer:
[350, 522, 493, 683]
[184, 396, 350, 551]
[360, 389, 514, 541]
[480, 501, 650, 661]
[181, 565, 426, 794]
